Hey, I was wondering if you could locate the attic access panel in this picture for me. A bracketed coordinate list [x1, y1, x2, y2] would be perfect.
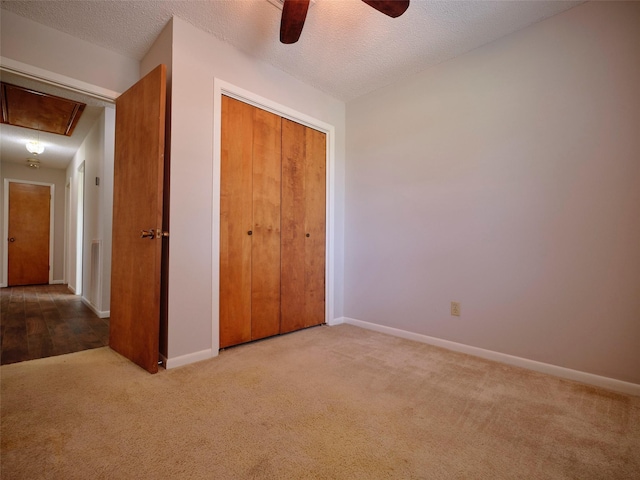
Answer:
[0, 82, 86, 136]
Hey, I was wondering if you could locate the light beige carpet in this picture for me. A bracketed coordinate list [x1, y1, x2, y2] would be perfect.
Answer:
[1, 324, 638, 479]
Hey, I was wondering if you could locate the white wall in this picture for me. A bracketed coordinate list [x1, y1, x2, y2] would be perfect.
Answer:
[101, 108, 115, 311]
[66, 108, 114, 315]
[0, 10, 138, 94]
[0, 163, 66, 284]
[345, 1, 640, 384]
[164, 17, 346, 361]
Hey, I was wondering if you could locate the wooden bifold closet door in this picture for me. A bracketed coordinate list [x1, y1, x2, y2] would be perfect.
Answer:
[280, 118, 326, 334]
[220, 95, 326, 349]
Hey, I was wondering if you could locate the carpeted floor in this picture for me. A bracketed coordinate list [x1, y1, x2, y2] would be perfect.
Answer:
[1, 324, 639, 479]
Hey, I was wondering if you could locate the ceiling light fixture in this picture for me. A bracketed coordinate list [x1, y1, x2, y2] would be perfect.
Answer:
[26, 140, 45, 155]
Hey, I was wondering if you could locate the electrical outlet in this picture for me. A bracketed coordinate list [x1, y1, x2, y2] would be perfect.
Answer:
[451, 301, 461, 316]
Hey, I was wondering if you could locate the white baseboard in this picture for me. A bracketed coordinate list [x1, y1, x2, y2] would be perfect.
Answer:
[165, 349, 216, 369]
[328, 316, 345, 326]
[341, 317, 640, 396]
[81, 297, 110, 319]
[68, 285, 77, 294]
[0, 283, 6, 288]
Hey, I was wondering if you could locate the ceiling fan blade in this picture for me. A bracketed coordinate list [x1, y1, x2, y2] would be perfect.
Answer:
[361, 0, 410, 18]
[280, 0, 311, 44]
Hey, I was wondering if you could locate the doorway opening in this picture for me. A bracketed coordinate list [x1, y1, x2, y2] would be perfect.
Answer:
[0, 65, 117, 363]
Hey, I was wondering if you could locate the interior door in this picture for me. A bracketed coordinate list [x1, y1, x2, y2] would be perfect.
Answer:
[7, 182, 50, 286]
[220, 97, 326, 347]
[250, 107, 282, 341]
[110, 64, 166, 373]
[219, 96, 282, 348]
[220, 96, 254, 348]
[281, 119, 326, 333]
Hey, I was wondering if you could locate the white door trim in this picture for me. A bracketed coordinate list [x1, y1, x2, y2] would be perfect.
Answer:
[3, 179, 55, 286]
[0, 56, 119, 102]
[211, 78, 336, 355]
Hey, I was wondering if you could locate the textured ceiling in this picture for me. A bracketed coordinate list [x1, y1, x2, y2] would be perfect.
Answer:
[1, 0, 583, 102]
[0, 0, 583, 170]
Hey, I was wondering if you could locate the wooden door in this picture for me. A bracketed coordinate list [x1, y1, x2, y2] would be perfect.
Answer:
[110, 64, 166, 373]
[220, 96, 282, 348]
[220, 97, 326, 347]
[281, 119, 326, 333]
[250, 106, 282, 340]
[220, 96, 254, 348]
[7, 182, 50, 286]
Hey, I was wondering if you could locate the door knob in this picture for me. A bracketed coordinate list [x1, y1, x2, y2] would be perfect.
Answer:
[141, 229, 155, 239]
[9, 237, 15, 242]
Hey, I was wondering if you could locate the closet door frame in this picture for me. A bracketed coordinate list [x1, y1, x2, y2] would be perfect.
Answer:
[212, 79, 336, 353]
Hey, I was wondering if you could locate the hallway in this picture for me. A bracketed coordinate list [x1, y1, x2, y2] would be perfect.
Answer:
[0, 284, 109, 365]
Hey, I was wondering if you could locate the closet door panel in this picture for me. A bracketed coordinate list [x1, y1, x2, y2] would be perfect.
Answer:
[303, 127, 326, 328]
[281, 119, 307, 333]
[281, 119, 326, 333]
[220, 96, 254, 348]
[251, 108, 282, 340]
